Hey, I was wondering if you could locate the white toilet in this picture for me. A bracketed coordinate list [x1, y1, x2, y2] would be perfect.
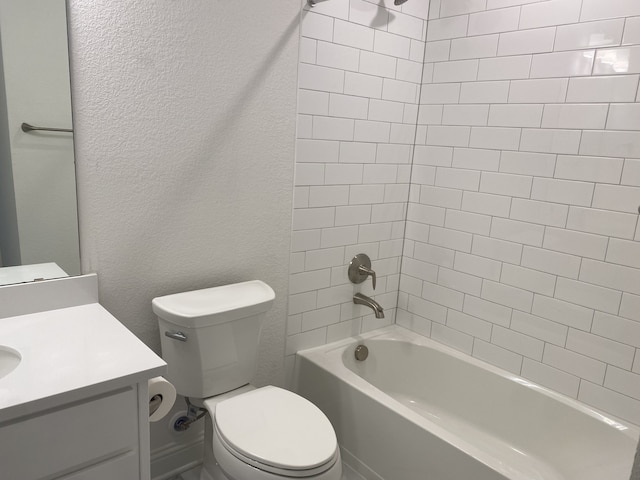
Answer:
[153, 280, 342, 480]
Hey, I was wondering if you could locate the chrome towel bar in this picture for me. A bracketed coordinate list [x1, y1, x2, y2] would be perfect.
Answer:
[21, 122, 73, 134]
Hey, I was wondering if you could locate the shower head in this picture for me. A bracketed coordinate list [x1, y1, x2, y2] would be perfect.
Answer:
[394, 0, 409, 5]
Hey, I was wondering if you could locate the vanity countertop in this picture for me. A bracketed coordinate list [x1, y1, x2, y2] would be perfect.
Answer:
[0, 302, 166, 422]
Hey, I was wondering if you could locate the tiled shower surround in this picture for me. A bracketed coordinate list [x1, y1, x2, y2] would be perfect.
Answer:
[288, 0, 640, 426]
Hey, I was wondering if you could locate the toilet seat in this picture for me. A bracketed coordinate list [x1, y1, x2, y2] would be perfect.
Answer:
[212, 386, 339, 478]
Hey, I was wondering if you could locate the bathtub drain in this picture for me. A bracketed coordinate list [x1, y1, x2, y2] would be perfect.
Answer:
[354, 345, 369, 361]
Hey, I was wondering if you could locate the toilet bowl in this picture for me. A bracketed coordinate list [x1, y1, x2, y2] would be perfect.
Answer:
[153, 281, 342, 480]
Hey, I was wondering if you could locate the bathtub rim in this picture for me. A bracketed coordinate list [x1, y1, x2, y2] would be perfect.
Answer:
[296, 325, 639, 479]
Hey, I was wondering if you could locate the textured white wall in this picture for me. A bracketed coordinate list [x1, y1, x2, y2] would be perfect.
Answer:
[67, 0, 299, 390]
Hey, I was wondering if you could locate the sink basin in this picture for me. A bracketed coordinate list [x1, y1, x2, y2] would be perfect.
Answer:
[0, 347, 21, 379]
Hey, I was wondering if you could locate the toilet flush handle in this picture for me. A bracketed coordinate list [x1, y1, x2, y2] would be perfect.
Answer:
[165, 331, 187, 342]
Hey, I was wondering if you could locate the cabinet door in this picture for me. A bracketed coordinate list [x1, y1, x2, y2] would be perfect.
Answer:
[0, 387, 138, 480]
[59, 451, 139, 480]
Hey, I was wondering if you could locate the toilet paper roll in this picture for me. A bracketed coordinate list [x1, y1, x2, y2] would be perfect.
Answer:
[148, 376, 177, 422]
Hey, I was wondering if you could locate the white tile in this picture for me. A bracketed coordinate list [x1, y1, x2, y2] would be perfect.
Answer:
[309, 186, 350, 207]
[333, 19, 375, 50]
[420, 185, 463, 208]
[593, 311, 640, 348]
[440, 0, 487, 17]
[511, 312, 567, 347]
[299, 37, 317, 64]
[426, 126, 471, 147]
[567, 329, 635, 369]
[450, 35, 499, 60]
[388, 11, 425, 41]
[420, 83, 461, 104]
[464, 295, 512, 327]
[299, 90, 329, 116]
[374, 30, 411, 59]
[425, 40, 452, 62]
[292, 208, 335, 231]
[396, 59, 423, 83]
[472, 235, 523, 264]
[407, 294, 447, 323]
[447, 310, 492, 341]
[350, 0, 389, 30]
[335, 205, 371, 226]
[566, 206, 637, 239]
[438, 267, 483, 296]
[410, 39, 427, 62]
[422, 282, 466, 310]
[403, 257, 439, 282]
[325, 163, 364, 184]
[555, 277, 622, 315]
[414, 242, 455, 268]
[297, 115, 313, 139]
[605, 367, 640, 401]
[445, 210, 492, 235]
[354, 120, 390, 143]
[531, 177, 594, 207]
[566, 75, 640, 103]
[314, 116, 355, 141]
[291, 230, 321, 252]
[294, 187, 309, 209]
[530, 50, 595, 78]
[478, 55, 532, 80]
[298, 63, 345, 93]
[442, 105, 489, 126]
[487, 0, 540, 7]
[468, 7, 520, 36]
[349, 185, 384, 205]
[580, 259, 640, 296]
[542, 104, 609, 129]
[592, 184, 640, 214]
[303, 0, 349, 20]
[301, 304, 342, 330]
[491, 326, 544, 360]
[469, 127, 521, 150]
[581, 0, 640, 22]
[433, 60, 480, 83]
[371, 202, 405, 223]
[543, 227, 608, 260]
[626, 160, 640, 186]
[489, 104, 543, 127]
[329, 94, 369, 119]
[482, 280, 534, 312]
[460, 81, 510, 104]
[498, 27, 555, 56]
[376, 143, 412, 164]
[522, 246, 580, 279]
[297, 139, 339, 163]
[532, 295, 593, 331]
[289, 268, 332, 294]
[453, 148, 500, 171]
[359, 50, 397, 78]
[480, 172, 532, 198]
[491, 217, 544, 246]
[501, 264, 557, 297]
[363, 164, 397, 184]
[340, 142, 377, 164]
[391, 123, 417, 144]
[521, 359, 580, 398]
[289, 291, 317, 315]
[402, 0, 431, 19]
[607, 103, 640, 131]
[543, 344, 605, 383]
[429, 226, 473, 252]
[317, 41, 360, 72]
[510, 198, 568, 227]
[412, 165, 437, 185]
[406, 203, 446, 226]
[344, 72, 383, 99]
[301, 11, 334, 41]
[499, 151, 556, 177]
[580, 130, 640, 159]
[320, 226, 358, 248]
[593, 45, 640, 75]
[455, 252, 502, 281]
[520, 129, 581, 154]
[285, 328, 327, 356]
[462, 191, 511, 217]
[435, 168, 481, 191]
[607, 238, 640, 269]
[473, 340, 523, 374]
[427, 15, 469, 42]
[623, 16, 640, 45]
[555, 19, 625, 51]
[508, 78, 569, 103]
[519, 0, 581, 29]
[431, 323, 474, 355]
[382, 79, 418, 103]
[555, 155, 623, 184]
[414, 146, 454, 166]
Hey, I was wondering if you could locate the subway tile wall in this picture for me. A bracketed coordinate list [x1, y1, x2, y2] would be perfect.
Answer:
[286, 0, 430, 357]
[398, 0, 640, 426]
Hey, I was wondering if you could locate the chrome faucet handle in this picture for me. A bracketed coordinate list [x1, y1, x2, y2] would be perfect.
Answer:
[348, 254, 377, 290]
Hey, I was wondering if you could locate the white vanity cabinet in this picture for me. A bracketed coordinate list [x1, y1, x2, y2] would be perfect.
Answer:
[0, 275, 166, 480]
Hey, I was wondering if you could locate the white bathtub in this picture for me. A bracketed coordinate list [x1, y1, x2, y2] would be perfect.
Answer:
[294, 326, 638, 480]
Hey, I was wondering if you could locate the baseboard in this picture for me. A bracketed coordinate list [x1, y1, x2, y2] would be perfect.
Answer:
[151, 436, 204, 480]
[340, 446, 383, 480]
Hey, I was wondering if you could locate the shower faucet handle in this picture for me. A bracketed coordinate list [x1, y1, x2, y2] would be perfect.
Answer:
[348, 254, 377, 290]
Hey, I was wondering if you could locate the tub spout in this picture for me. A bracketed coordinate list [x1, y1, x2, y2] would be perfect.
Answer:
[353, 293, 385, 319]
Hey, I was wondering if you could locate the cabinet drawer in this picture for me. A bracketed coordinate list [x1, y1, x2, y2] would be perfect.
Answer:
[0, 387, 138, 480]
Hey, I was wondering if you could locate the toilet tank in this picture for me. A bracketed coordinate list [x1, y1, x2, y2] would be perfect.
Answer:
[153, 280, 275, 399]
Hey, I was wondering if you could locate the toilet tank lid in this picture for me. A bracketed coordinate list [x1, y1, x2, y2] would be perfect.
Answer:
[152, 280, 275, 328]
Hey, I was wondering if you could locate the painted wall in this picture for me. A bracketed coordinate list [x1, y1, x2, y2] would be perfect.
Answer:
[0, 0, 79, 274]
[285, 0, 430, 376]
[398, 0, 640, 426]
[66, 0, 300, 469]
